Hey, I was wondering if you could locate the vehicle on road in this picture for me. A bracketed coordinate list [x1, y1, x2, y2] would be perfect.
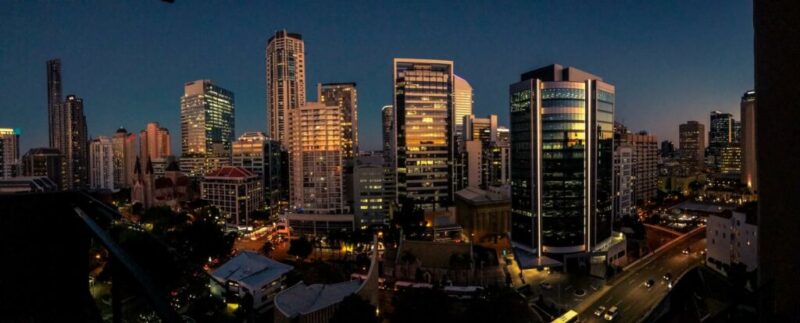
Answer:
[552, 309, 579, 323]
[663, 273, 672, 281]
[645, 279, 655, 288]
[594, 305, 607, 317]
[682, 248, 690, 255]
[604, 306, 619, 321]
[540, 282, 553, 290]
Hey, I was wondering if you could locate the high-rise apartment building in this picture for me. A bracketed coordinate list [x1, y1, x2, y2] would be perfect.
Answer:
[289, 102, 348, 214]
[139, 122, 172, 161]
[381, 105, 397, 215]
[21, 148, 63, 189]
[679, 121, 705, 171]
[47, 59, 62, 149]
[318, 83, 358, 212]
[89, 136, 114, 190]
[0, 128, 21, 179]
[462, 114, 509, 187]
[509, 64, 615, 256]
[393, 58, 455, 210]
[58, 95, 89, 190]
[232, 132, 285, 216]
[660, 140, 675, 158]
[180, 80, 235, 177]
[453, 75, 473, 137]
[620, 131, 658, 205]
[112, 127, 137, 188]
[266, 30, 305, 147]
[740, 90, 757, 192]
[613, 143, 634, 219]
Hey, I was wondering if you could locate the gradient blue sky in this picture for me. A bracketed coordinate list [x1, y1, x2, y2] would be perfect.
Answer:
[0, 1, 753, 153]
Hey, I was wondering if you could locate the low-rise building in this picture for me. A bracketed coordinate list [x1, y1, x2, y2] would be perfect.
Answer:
[201, 166, 263, 229]
[454, 186, 510, 242]
[706, 203, 758, 280]
[286, 213, 355, 237]
[0, 176, 59, 194]
[209, 251, 293, 313]
[274, 281, 362, 323]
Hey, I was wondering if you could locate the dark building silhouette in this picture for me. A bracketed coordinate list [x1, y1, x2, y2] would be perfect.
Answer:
[754, 0, 800, 320]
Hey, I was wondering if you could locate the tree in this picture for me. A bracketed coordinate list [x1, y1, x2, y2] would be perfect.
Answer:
[391, 288, 451, 323]
[466, 287, 538, 323]
[288, 236, 313, 260]
[260, 240, 274, 257]
[393, 197, 426, 238]
[330, 294, 378, 323]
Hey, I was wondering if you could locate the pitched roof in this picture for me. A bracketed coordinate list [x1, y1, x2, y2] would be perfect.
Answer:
[204, 166, 256, 178]
[274, 280, 361, 318]
[210, 251, 293, 288]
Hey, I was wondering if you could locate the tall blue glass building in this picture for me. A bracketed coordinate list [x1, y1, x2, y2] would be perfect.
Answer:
[509, 64, 614, 258]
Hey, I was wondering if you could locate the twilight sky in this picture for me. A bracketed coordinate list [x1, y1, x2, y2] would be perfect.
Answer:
[0, 1, 753, 153]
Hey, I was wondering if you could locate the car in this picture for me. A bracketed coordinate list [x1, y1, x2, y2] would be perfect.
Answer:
[682, 248, 690, 255]
[604, 306, 619, 321]
[645, 279, 655, 288]
[594, 305, 607, 317]
[699, 249, 707, 256]
[539, 282, 553, 290]
[663, 273, 672, 281]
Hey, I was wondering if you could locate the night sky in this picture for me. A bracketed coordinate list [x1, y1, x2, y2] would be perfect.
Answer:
[0, 1, 753, 153]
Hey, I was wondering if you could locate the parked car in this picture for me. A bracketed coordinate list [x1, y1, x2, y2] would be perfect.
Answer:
[645, 279, 655, 288]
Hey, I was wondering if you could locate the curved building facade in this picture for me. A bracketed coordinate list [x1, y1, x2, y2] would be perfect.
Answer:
[509, 64, 614, 256]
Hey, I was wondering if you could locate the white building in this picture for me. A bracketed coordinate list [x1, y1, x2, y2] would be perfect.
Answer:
[706, 203, 758, 277]
[210, 251, 293, 313]
[201, 166, 263, 229]
[613, 143, 634, 219]
[89, 136, 115, 190]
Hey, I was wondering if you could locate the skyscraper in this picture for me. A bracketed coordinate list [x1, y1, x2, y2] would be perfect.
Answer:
[509, 64, 614, 257]
[139, 122, 172, 161]
[740, 90, 757, 192]
[289, 102, 348, 213]
[0, 128, 21, 179]
[180, 80, 235, 177]
[613, 142, 634, 220]
[266, 30, 305, 147]
[620, 131, 658, 205]
[381, 105, 396, 214]
[709, 111, 735, 169]
[59, 95, 89, 190]
[112, 127, 137, 189]
[394, 58, 455, 210]
[318, 83, 358, 212]
[462, 114, 509, 187]
[353, 153, 387, 228]
[318, 83, 358, 158]
[232, 132, 285, 216]
[679, 121, 705, 171]
[47, 59, 62, 149]
[89, 136, 114, 190]
[453, 74, 473, 137]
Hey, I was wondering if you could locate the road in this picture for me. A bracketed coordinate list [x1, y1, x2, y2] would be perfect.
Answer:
[576, 228, 706, 323]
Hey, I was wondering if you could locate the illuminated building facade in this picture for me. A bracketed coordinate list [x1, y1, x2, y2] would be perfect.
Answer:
[393, 58, 455, 210]
[0, 128, 20, 179]
[509, 64, 615, 256]
[289, 102, 348, 214]
[740, 90, 757, 191]
[266, 30, 305, 147]
[679, 121, 705, 171]
[139, 122, 172, 161]
[201, 166, 263, 228]
[232, 132, 286, 215]
[453, 74, 473, 137]
[60, 95, 89, 190]
[89, 136, 114, 190]
[180, 80, 235, 177]
[112, 128, 137, 188]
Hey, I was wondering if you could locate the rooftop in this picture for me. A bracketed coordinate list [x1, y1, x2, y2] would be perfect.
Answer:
[210, 251, 293, 288]
[455, 186, 510, 205]
[274, 280, 361, 318]
[204, 166, 256, 179]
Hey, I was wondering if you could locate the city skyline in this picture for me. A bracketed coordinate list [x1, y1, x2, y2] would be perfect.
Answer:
[0, 1, 752, 153]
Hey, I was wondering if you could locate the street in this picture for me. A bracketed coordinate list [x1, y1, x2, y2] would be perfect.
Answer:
[575, 228, 706, 323]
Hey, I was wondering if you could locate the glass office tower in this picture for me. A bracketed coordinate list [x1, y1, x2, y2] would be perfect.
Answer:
[509, 64, 614, 256]
[393, 58, 455, 210]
